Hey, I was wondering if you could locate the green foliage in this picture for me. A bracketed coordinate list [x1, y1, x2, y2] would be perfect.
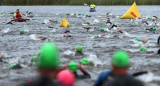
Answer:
[0, 0, 160, 5]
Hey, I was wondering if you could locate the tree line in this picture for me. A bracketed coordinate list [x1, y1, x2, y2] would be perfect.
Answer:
[0, 0, 160, 5]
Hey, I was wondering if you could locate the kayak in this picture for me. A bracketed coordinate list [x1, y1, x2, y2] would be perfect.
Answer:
[11, 18, 30, 22]
[90, 8, 96, 12]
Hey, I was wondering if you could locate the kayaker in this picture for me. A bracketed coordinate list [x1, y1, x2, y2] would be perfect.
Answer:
[19, 42, 63, 86]
[90, 4, 96, 12]
[14, 9, 22, 19]
[94, 50, 131, 86]
[90, 4, 96, 9]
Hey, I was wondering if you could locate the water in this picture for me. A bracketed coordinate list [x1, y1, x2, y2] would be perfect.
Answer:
[0, 6, 160, 16]
[0, 6, 160, 86]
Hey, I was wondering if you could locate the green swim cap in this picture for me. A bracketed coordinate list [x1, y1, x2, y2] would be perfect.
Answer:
[140, 47, 147, 51]
[55, 20, 58, 23]
[30, 56, 37, 62]
[68, 62, 78, 72]
[100, 28, 104, 31]
[112, 50, 129, 68]
[84, 25, 88, 29]
[80, 58, 90, 65]
[37, 42, 59, 69]
[86, 14, 88, 17]
[74, 13, 76, 16]
[76, 45, 83, 52]
[148, 17, 151, 20]
[152, 27, 156, 31]
[20, 30, 24, 35]
[136, 37, 141, 41]
[9, 64, 16, 70]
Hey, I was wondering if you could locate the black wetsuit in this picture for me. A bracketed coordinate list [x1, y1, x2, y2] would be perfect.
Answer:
[19, 77, 63, 86]
[75, 51, 84, 56]
[94, 70, 146, 86]
[74, 67, 90, 79]
[157, 36, 160, 46]
[102, 75, 144, 86]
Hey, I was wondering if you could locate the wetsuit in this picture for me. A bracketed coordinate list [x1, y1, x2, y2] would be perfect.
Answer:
[101, 75, 144, 86]
[75, 51, 84, 56]
[94, 70, 131, 86]
[19, 77, 63, 86]
[74, 67, 90, 79]
[157, 36, 160, 46]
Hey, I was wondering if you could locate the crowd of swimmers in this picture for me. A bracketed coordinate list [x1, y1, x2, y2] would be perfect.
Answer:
[15, 42, 146, 86]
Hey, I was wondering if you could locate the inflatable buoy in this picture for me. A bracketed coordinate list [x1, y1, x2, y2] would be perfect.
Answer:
[121, 2, 141, 19]
[59, 17, 70, 27]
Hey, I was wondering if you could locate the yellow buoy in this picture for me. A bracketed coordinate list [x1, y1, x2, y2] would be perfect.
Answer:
[59, 17, 71, 27]
[121, 2, 141, 19]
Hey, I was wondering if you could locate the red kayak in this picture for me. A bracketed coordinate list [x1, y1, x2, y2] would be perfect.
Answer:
[11, 18, 30, 22]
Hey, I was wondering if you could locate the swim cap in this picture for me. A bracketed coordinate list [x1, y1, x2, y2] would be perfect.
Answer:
[76, 45, 83, 52]
[63, 34, 67, 37]
[30, 56, 37, 62]
[68, 62, 78, 72]
[80, 58, 90, 65]
[20, 30, 24, 35]
[140, 47, 147, 51]
[37, 42, 59, 69]
[112, 50, 129, 68]
[100, 28, 104, 31]
[57, 69, 75, 86]
[55, 20, 58, 23]
[84, 25, 88, 29]
[152, 27, 156, 31]
[9, 64, 16, 69]
[148, 17, 151, 20]
[136, 37, 141, 41]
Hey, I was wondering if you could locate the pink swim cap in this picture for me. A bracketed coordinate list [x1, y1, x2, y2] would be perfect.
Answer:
[57, 69, 75, 86]
[63, 34, 67, 37]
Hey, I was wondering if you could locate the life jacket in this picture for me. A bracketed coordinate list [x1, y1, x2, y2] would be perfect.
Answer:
[16, 12, 21, 18]
[90, 4, 95, 8]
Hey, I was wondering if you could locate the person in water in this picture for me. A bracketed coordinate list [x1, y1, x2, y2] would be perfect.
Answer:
[19, 42, 63, 86]
[60, 61, 90, 79]
[14, 9, 22, 19]
[146, 26, 156, 32]
[102, 75, 144, 86]
[57, 69, 75, 86]
[94, 50, 132, 86]
[75, 45, 84, 56]
[68, 62, 91, 79]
